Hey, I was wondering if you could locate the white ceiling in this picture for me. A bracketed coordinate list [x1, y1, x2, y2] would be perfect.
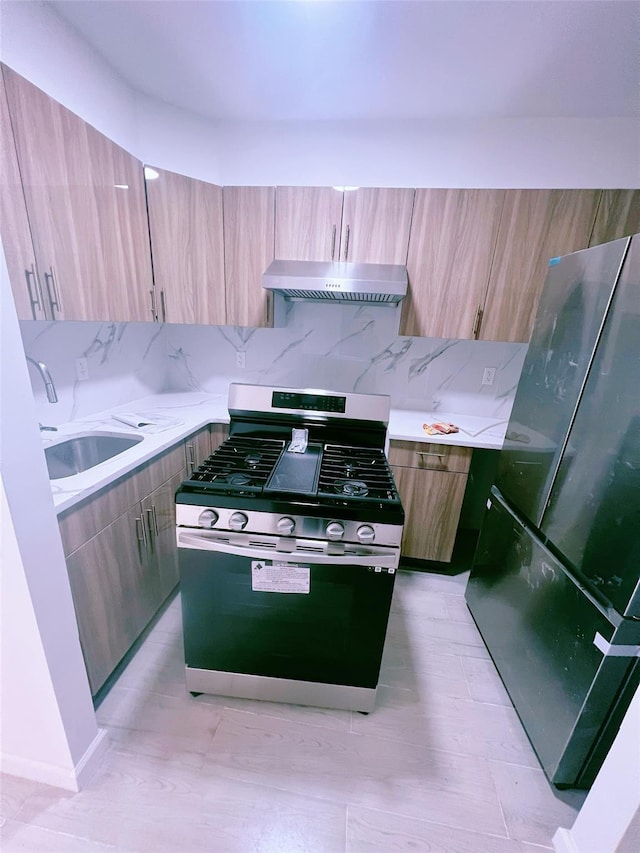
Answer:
[49, 0, 639, 122]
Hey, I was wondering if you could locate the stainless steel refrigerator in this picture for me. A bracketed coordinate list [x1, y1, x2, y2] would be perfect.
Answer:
[465, 234, 640, 789]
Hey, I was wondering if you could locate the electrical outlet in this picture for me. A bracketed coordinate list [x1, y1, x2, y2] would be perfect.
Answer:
[236, 351, 246, 369]
[76, 357, 89, 381]
[482, 367, 496, 386]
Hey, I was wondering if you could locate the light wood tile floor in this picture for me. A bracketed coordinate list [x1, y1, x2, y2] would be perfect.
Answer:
[1, 569, 586, 852]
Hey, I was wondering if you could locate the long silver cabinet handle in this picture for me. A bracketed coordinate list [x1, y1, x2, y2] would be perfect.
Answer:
[472, 305, 483, 338]
[24, 264, 43, 318]
[343, 224, 350, 261]
[145, 508, 157, 552]
[150, 504, 159, 536]
[44, 266, 62, 316]
[416, 451, 446, 458]
[330, 225, 337, 260]
[177, 530, 399, 569]
[187, 443, 196, 473]
[149, 289, 157, 321]
[160, 289, 167, 322]
[135, 516, 148, 553]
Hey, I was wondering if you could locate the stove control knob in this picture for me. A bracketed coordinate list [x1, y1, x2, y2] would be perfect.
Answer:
[326, 521, 345, 541]
[277, 516, 296, 536]
[229, 512, 249, 531]
[357, 524, 375, 544]
[198, 509, 218, 528]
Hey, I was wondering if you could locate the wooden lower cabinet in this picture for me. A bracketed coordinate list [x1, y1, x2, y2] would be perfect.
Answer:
[65, 508, 150, 694]
[60, 441, 189, 696]
[389, 440, 472, 562]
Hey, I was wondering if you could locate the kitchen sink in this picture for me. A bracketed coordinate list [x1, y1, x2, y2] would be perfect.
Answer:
[44, 431, 143, 479]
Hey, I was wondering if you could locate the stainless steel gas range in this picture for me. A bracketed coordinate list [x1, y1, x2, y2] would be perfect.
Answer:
[175, 383, 404, 712]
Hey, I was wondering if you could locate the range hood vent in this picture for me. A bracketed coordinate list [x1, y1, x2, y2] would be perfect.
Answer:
[262, 259, 408, 304]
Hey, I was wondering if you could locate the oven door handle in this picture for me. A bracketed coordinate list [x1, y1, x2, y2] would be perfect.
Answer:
[177, 530, 399, 569]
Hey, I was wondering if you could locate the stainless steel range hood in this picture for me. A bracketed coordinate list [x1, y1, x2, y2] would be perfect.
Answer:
[262, 259, 408, 304]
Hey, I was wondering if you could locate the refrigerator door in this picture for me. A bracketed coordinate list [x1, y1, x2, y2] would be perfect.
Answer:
[496, 237, 629, 527]
[465, 487, 640, 788]
[541, 235, 640, 618]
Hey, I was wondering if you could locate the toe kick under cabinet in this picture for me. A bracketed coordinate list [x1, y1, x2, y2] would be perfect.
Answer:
[57, 438, 197, 697]
[389, 440, 472, 562]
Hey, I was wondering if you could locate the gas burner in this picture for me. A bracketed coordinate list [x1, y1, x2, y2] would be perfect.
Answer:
[227, 472, 253, 486]
[245, 452, 262, 467]
[343, 463, 358, 477]
[334, 479, 369, 497]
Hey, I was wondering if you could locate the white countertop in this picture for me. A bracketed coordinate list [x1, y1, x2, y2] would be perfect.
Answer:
[46, 393, 507, 515]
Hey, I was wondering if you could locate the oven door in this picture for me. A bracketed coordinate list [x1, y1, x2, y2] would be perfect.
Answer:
[177, 528, 398, 694]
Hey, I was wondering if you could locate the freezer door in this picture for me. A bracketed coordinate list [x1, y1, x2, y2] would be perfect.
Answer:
[466, 488, 639, 788]
[541, 235, 640, 618]
[496, 238, 629, 527]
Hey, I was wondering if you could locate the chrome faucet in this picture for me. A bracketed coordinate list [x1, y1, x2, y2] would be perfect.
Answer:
[26, 355, 58, 403]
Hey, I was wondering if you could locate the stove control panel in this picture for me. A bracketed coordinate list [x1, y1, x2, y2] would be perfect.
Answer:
[176, 505, 403, 548]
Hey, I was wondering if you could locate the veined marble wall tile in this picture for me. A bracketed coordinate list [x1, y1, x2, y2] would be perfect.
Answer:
[164, 303, 527, 419]
[19, 321, 167, 426]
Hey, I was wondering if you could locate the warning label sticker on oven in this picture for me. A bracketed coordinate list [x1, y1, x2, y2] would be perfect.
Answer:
[251, 561, 310, 594]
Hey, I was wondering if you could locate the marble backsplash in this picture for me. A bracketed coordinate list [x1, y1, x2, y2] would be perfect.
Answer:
[19, 301, 527, 426]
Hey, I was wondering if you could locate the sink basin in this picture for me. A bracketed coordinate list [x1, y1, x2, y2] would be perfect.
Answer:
[45, 431, 144, 479]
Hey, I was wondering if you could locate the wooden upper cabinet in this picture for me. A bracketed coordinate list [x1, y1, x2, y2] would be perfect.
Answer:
[145, 166, 226, 324]
[223, 186, 275, 327]
[479, 189, 601, 343]
[0, 71, 46, 320]
[340, 188, 415, 264]
[87, 126, 154, 322]
[275, 186, 344, 261]
[2, 64, 153, 323]
[589, 190, 640, 247]
[400, 189, 505, 338]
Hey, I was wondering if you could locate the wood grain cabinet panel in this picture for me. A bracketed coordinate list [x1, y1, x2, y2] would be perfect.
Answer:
[223, 186, 275, 327]
[589, 190, 640, 247]
[275, 186, 344, 261]
[142, 470, 183, 602]
[66, 508, 149, 693]
[392, 465, 469, 562]
[184, 426, 212, 476]
[0, 72, 47, 320]
[480, 189, 601, 343]
[400, 189, 505, 338]
[145, 166, 226, 324]
[2, 64, 153, 322]
[340, 188, 415, 264]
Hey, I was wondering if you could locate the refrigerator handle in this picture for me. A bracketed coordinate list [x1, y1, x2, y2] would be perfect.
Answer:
[593, 632, 640, 659]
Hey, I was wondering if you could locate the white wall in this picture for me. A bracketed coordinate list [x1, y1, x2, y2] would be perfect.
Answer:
[140, 115, 640, 189]
[0, 247, 107, 790]
[0, 0, 138, 154]
[3, 3, 637, 188]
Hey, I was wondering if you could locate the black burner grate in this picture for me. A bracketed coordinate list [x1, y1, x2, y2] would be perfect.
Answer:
[187, 436, 285, 492]
[317, 445, 399, 502]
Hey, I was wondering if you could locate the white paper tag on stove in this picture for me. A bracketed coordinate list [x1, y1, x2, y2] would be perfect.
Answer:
[251, 561, 310, 594]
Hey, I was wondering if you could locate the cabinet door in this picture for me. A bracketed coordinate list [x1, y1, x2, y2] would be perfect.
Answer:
[1, 71, 47, 320]
[87, 126, 154, 322]
[275, 186, 344, 261]
[210, 423, 229, 453]
[400, 189, 505, 338]
[480, 189, 600, 343]
[392, 465, 469, 562]
[389, 440, 472, 474]
[184, 426, 212, 476]
[143, 470, 183, 602]
[65, 508, 149, 694]
[146, 166, 226, 324]
[3, 64, 153, 322]
[223, 186, 275, 327]
[340, 188, 415, 264]
[589, 190, 640, 247]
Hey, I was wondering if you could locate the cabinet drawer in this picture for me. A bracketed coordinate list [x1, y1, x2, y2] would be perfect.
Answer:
[389, 440, 472, 474]
[59, 442, 186, 556]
